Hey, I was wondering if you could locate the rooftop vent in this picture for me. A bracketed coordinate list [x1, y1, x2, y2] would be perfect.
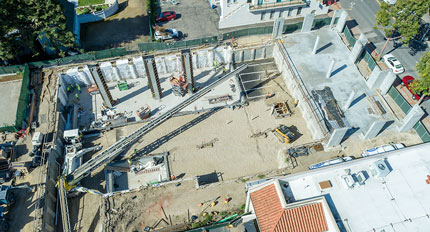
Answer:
[370, 159, 391, 178]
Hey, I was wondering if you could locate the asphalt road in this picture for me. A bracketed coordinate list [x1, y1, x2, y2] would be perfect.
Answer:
[339, 0, 427, 78]
[339, 0, 430, 110]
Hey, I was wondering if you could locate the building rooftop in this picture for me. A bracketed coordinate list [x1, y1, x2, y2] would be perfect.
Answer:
[278, 143, 430, 232]
[248, 180, 338, 232]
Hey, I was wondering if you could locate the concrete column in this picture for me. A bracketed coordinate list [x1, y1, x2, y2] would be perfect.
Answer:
[129, 64, 138, 79]
[398, 104, 425, 132]
[78, 71, 91, 85]
[379, 72, 397, 95]
[262, 47, 267, 59]
[343, 91, 356, 110]
[272, 17, 285, 39]
[220, 0, 227, 18]
[366, 67, 389, 90]
[240, 50, 244, 62]
[312, 36, 320, 55]
[364, 120, 387, 139]
[251, 49, 256, 61]
[329, 10, 341, 29]
[349, 41, 364, 63]
[113, 66, 121, 81]
[327, 127, 349, 147]
[326, 58, 336, 78]
[335, 10, 348, 33]
[301, 13, 315, 32]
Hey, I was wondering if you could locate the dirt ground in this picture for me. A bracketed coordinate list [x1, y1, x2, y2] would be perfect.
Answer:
[70, 65, 423, 231]
[81, 0, 150, 51]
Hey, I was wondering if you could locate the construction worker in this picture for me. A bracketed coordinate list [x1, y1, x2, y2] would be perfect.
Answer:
[222, 66, 227, 74]
[213, 60, 218, 72]
[74, 93, 79, 100]
[76, 83, 81, 93]
[266, 92, 271, 99]
[66, 86, 71, 92]
[127, 158, 132, 166]
[294, 99, 298, 107]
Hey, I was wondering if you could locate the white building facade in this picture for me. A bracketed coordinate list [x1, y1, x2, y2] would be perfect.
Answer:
[219, 0, 329, 29]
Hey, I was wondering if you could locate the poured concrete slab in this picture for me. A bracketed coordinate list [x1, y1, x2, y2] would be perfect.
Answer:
[0, 79, 22, 127]
[280, 28, 397, 134]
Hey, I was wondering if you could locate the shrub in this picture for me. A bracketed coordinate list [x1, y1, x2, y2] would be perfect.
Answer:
[83, 8, 90, 14]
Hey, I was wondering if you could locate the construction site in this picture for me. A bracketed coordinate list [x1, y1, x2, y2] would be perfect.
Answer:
[0, 9, 426, 232]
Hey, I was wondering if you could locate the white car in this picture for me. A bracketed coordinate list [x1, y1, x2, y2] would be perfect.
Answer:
[383, 0, 396, 5]
[154, 29, 178, 41]
[361, 143, 405, 157]
[382, 54, 404, 74]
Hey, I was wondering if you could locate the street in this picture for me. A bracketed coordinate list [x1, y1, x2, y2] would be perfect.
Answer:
[338, 0, 430, 111]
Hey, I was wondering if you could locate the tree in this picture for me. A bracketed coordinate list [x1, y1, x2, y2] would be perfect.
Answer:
[375, 0, 430, 45]
[0, 0, 76, 62]
[411, 51, 430, 104]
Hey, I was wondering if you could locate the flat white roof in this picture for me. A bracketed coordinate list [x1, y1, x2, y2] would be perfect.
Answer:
[279, 143, 430, 232]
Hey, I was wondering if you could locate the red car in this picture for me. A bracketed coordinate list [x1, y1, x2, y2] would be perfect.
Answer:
[156, 11, 177, 22]
[401, 76, 421, 100]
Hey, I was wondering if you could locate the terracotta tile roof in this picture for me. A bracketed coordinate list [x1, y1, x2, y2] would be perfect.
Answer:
[250, 184, 284, 232]
[273, 202, 328, 232]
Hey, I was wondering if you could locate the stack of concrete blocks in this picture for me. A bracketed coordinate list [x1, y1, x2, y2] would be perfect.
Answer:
[272, 42, 327, 140]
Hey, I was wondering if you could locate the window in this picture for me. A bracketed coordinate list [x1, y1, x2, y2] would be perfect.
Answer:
[270, 10, 275, 19]
[277, 0, 282, 2]
[261, 12, 266, 21]
[247, 0, 252, 2]
[234, 0, 237, 2]
[227, 0, 231, 3]
[297, 7, 302, 15]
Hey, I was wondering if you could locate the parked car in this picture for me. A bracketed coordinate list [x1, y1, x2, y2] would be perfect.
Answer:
[156, 11, 177, 22]
[361, 143, 405, 157]
[383, 0, 396, 5]
[382, 54, 404, 74]
[154, 29, 179, 41]
[401, 76, 421, 100]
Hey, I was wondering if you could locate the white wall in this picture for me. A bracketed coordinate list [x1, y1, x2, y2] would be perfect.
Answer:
[219, 0, 328, 29]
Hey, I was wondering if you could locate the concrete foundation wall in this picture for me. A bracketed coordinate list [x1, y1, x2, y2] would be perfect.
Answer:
[61, 46, 232, 85]
[233, 45, 273, 63]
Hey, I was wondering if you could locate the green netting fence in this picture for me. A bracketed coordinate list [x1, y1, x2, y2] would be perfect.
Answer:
[0, 64, 30, 132]
[0, 17, 332, 73]
[387, 86, 430, 143]
[343, 25, 356, 47]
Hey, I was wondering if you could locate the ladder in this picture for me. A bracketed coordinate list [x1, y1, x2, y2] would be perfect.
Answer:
[65, 64, 248, 186]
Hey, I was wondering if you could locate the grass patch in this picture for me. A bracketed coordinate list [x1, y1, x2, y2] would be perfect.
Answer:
[257, 174, 266, 179]
[78, 0, 104, 6]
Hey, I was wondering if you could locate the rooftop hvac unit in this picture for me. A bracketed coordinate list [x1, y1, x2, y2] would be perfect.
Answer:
[369, 159, 391, 178]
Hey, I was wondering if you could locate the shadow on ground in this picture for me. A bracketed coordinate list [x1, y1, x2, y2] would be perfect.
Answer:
[81, 0, 150, 51]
